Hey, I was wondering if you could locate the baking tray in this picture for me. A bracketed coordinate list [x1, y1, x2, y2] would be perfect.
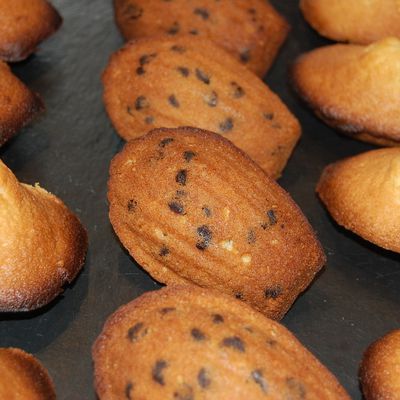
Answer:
[0, 1, 399, 399]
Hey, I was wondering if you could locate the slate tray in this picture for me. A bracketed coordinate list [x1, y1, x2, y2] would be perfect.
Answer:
[1, 1, 399, 399]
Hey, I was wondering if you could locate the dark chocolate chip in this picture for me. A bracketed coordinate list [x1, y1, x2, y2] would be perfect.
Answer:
[221, 336, 246, 352]
[184, 151, 196, 162]
[194, 7, 209, 20]
[145, 115, 154, 124]
[139, 53, 157, 65]
[196, 68, 210, 84]
[127, 322, 146, 341]
[267, 209, 277, 225]
[266, 338, 278, 347]
[176, 169, 187, 186]
[159, 137, 174, 147]
[212, 314, 224, 324]
[231, 82, 245, 98]
[247, 230, 256, 244]
[173, 384, 194, 400]
[125, 382, 134, 400]
[264, 113, 274, 120]
[204, 91, 218, 107]
[171, 45, 186, 53]
[168, 94, 180, 108]
[160, 307, 176, 314]
[198, 368, 211, 389]
[159, 245, 170, 257]
[240, 48, 251, 63]
[169, 201, 185, 214]
[189, 29, 199, 35]
[135, 96, 149, 110]
[251, 369, 268, 393]
[136, 66, 145, 75]
[152, 360, 168, 385]
[286, 377, 306, 399]
[124, 4, 142, 19]
[265, 286, 283, 299]
[235, 292, 244, 300]
[127, 199, 137, 212]
[219, 118, 234, 132]
[168, 21, 180, 35]
[191, 328, 206, 341]
[177, 66, 190, 77]
[196, 225, 212, 250]
[202, 206, 212, 217]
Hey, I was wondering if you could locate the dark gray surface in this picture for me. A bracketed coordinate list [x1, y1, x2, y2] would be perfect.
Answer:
[0, 1, 399, 399]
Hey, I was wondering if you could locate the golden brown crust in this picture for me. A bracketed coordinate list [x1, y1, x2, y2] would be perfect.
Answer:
[360, 330, 400, 400]
[316, 148, 400, 253]
[113, 0, 289, 77]
[103, 36, 301, 178]
[0, 61, 44, 147]
[0, 160, 88, 311]
[93, 286, 350, 400]
[300, 0, 400, 44]
[0, 0, 62, 62]
[292, 38, 400, 146]
[0, 347, 56, 399]
[108, 127, 325, 319]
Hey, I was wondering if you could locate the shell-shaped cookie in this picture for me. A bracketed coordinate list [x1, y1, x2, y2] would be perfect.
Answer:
[0, 348, 55, 400]
[108, 127, 325, 319]
[360, 330, 400, 400]
[113, 0, 289, 77]
[93, 286, 350, 400]
[0, 160, 88, 311]
[0, 61, 44, 147]
[300, 0, 400, 44]
[0, 0, 62, 62]
[317, 148, 400, 253]
[292, 38, 400, 146]
[103, 36, 301, 178]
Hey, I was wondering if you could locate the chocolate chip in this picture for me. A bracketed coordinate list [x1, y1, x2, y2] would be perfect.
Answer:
[124, 4, 142, 19]
[168, 21, 180, 35]
[204, 91, 218, 107]
[264, 113, 274, 120]
[127, 322, 146, 341]
[221, 336, 245, 352]
[198, 368, 211, 388]
[159, 137, 174, 147]
[265, 286, 282, 299]
[176, 169, 187, 186]
[191, 328, 206, 341]
[235, 292, 244, 300]
[160, 307, 176, 314]
[189, 29, 199, 35]
[219, 118, 234, 132]
[152, 360, 168, 385]
[125, 382, 134, 400]
[196, 225, 212, 250]
[194, 7, 209, 20]
[139, 53, 157, 65]
[184, 151, 196, 162]
[177, 66, 190, 77]
[267, 209, 277, 225]
[127, 199, 137, 212]
[169, 201, 185, 214]
[248, 8, 257, 15]
[231, 82, 245, 98]
[251, 370, 268, 393]
[196, 68, 210, 84]
[168, 94, 180, 108]
[135, 96, 149, 110]
[240, 48, 251, 63]
[266, 339, 278, 347]
[145, 115, 154, 124]
[247, 230, 256, 244]
[212, 314, 224, 324]
[159, 246, 170, 257]
[202, 206, 211, 217]
[136, 66, 145, 75]
[286, 377, 306, 399]
[171, 45, 186, 53]
[173, 384, 194, 400]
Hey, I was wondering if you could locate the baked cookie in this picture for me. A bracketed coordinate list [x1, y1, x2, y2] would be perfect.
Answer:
[108, 127, 325, 319]
[0, 160, 88, 311]
[0, 348, 55, 400]
[360, 330, 400, 400]
[316, 148, 400, 253]
[292, 38, 400, 146]
[300, 0, 400, 44]
[103, 36, 301, 178]
[93, 286, 350, 400]
[0, 60, 44, 147]
[113, 0, 289, 77]
[0, 0, 62, 62]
